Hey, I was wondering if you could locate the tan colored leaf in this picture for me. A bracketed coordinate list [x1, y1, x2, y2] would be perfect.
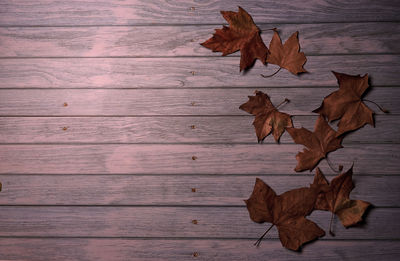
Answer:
[314, 167, 371, 227]
[266, 30, 307, 75]
[245, 176, 328, 250]
[239, 90, 292, 142]
[286, 115, 343, 172]
[201, 6, 268, 71]
[313, 71, 374, 136]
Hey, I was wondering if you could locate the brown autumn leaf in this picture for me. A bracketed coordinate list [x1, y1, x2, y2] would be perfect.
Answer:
[266, 30, 307, 75]
[313, 167, 371, 228]
[201, 6, 268, 71]
[286, 115, 343, 172]
[313, 71, 374, 136]
[239, 90, 292, 143]
[245, 176, 328, 250]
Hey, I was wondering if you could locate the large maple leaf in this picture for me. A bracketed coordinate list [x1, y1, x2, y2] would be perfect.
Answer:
[313, 71, 374, 136]
[245, 176, 328, 250]
[286, 115, 343, 172]
[201, 6, 268, 71]
[266, 30, 307, 75]
[239, 90, 292, 142]
[313, 167, 371, 229]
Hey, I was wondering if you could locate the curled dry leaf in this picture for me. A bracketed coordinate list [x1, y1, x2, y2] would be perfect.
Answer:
[286, 115, 343, 172]
[266, 30, 307, 75]
[313, 71, 374, 136]
[239, 90, 292, 143]
[200, 6, 268, 71]
[313, 167, 371, 228]
[245, 176, 328, 250]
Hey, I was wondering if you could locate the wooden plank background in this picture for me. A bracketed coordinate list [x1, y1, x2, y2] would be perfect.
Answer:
[0, 0, 399, 260]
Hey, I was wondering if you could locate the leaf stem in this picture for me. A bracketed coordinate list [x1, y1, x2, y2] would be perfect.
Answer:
[362, 99, 389, 113]
[325, 156, 341, 173]
[276, 98, 290, 109]
[254, 224, 274, 247]
[261, 67, 282, 78]
[328, 211, 335, 236]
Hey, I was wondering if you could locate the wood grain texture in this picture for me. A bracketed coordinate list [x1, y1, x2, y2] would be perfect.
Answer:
[0, 88, 397, 116]
[0, 239, 399, 261]
[1, 0, 399, 26]
[0, 115, 397, 144]
[0, 206, 396, 238]
[0, 175, 397, 206]
[0, 144, 398, 174]
[1, 23, 399, 57]
[0, 55, 399, 88]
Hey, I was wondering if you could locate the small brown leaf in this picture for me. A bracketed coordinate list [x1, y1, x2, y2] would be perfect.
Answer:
[201, 6, 268, 71]
[313, 71, 374, 136]
[266, 30, 307, 75]
[245, 175, 329, 250]
[239, 90, 292, 142]
[286, 115, 343, 172]
[314, 167, 371, 227]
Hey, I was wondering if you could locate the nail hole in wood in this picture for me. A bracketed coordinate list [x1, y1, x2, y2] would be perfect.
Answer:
[191, 220, 198, 224]
[62, 127, 68, 131]
[191, 102, 196, 106]
[191, 188, 196, 192]
[63, 102, 68, 107]
[192, 156, 197, 160]
[193, 252, 199, 257]
[190, 125, 196, 129]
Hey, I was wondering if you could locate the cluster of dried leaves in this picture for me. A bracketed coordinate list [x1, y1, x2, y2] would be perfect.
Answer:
[201, 6, 389, 251]
[240, 74, 377, 249]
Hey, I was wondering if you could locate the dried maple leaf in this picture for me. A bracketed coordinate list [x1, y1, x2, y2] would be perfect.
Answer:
[313, 167, 371, 229]
[286, 115, 343, 172]
[201, 6, 268, 71]
[266, 30, 307, 75]
[313, 71, 374, 136]
[245, 176, 328, 250]
[239, 90, 292, 143]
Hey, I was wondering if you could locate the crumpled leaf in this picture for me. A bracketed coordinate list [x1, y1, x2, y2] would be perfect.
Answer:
[313, 167, 371, 227]
[245, 175, 328, 250]
[313, 71, 374, 136]
[201, 6, 268, 71]
[286, 115, 343, 172]
[266, 30, 307, 75]
[239, 90, 292, 142]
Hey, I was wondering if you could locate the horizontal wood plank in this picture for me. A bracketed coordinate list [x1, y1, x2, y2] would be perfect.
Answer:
[1, 23, 399, 57]
[0, 175, 397, 207]
[0, 0, 399, 26]
[0, 144, 398, 174]
[0, 239, 399, 261]
[0, 115, 397, 144]
[0, 55, 399, 88]
[0, 88, 397, 116]
[0, 206, 396, 239]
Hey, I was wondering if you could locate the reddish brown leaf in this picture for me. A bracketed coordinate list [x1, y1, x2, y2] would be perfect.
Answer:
[266, 30, 307, 75]
[245, 175, 328, 250]
[201, 6, 268, 71]
[313, 71, 374, 136]
[239, 90, 292, 143]
[314, 167, 371, 227]
[286, 115, 343, 172]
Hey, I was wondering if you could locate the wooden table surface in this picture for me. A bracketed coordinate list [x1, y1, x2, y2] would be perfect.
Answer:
[0, 0, 399, 260]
